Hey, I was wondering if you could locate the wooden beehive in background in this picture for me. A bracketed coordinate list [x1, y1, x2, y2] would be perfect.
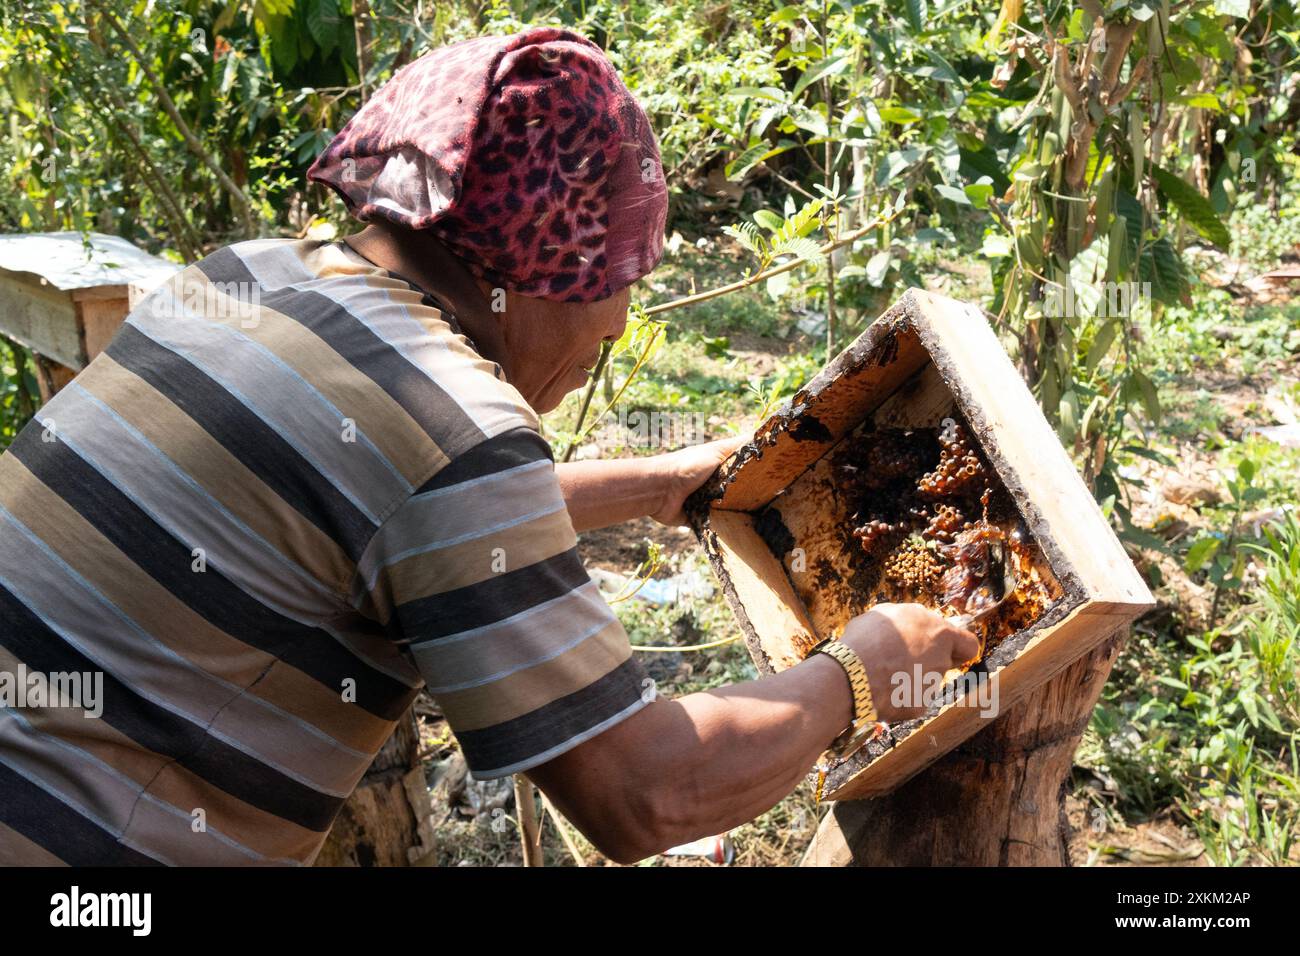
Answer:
[687, 287, 1154, 803]
[0, 232, 180, 400]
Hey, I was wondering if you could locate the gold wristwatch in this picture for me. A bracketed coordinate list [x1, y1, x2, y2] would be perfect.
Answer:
[811, 637, 879, 759]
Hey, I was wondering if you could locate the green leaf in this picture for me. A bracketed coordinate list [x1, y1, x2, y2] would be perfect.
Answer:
[878, 106, 921, 125]
[767, 5, 803, 25]
[722, 222, 765, 258]
[903, 0, 928, 32]
[935, 184, 969, 205]
[1140, 237, 1192, 306]
[1086, 319, 1119, 371]
[1120, 444, 1176, 467]
[1182, 92, 1222, 111]
[771, 236, 823, 262]
[1130, 368, 1162, 422]
[1240, 691, 1260, 727]
[1185, 536, 1221, 573]
[963, 181, 994, 206]
[306, 0, 340, 55]
[878, 146, 929, 185]
[907, 53, 960, 85]
[865, 250, 891, 287]
[726, 143, 769, 182]
[1058, 389, 1080, 442]
[726, 86, 789, 102]
[752, 104, 786, 138]
[1105, 218, 1127, 283]
[792, 56, 850, 99]
[1128, 106, 1144, 190]
[778, 198, 825, 241]
[789, 105, 829, 138]
[1115, 189, 1147, 260]
[1151, 166, 1231, 248]
[753, 209, 784, 233]
[935, 133, 961, 184]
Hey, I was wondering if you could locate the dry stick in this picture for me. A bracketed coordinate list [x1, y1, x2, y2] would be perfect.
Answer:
[772, 168, 819, 201]
[663, 129, 722, 187]
[92, 83, 203, 260]
[512, 775, 544, 866]
[559, 341, 612, 463]
[355, 0, 372, 103]
[821, 0, 838, 355]
[825, 203, 838, 356]
[642, 205, 903, 317]
[567, 324, 665, 452]
[632, 634, 742, 653]
[538, 792, 588, 867]
[91, 1, 256, 239]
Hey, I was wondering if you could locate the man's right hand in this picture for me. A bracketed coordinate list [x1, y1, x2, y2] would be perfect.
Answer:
[528, 601, 980, 862]
[839, 603, 980, 722]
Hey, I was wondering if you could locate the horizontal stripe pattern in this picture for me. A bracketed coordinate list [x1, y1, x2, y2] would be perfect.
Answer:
[358, 425, 650, 778]
[0, 238, 647, 865]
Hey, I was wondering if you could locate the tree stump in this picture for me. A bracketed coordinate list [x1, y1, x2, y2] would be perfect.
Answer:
[314, 707, 437, 867]
[802, 631, 1125, 866]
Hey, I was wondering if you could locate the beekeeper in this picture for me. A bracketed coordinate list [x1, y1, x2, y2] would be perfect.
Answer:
[0, 26, 975, 866]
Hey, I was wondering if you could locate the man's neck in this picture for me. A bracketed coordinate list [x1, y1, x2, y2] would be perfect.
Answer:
[342, 222, 513, 378]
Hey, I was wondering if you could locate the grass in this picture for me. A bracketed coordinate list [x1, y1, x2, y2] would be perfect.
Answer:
[1076, 274, 1300, 865]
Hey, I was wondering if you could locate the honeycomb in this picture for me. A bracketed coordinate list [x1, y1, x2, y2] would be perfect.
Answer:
[831, 414, 1061, 658]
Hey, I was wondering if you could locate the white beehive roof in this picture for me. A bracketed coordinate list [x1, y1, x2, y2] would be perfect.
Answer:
[0, 231, 180, 293]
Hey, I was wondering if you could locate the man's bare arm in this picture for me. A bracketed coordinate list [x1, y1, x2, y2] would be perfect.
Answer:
[526, 604, 978, 863]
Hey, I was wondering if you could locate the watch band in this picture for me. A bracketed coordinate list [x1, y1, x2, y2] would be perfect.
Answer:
[813, 639, 877, 754]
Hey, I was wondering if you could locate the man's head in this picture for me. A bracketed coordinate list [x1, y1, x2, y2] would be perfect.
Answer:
[311, 26, 664, 412]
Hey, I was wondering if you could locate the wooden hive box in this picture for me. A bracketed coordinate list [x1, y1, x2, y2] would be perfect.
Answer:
[687, 288, 1154, 803]
[0, 232, 180, 399]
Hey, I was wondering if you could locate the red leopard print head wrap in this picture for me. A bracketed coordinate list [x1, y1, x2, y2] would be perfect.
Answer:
[308, 27, 668, 303]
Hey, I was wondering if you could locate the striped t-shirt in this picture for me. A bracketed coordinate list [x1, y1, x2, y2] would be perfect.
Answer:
[0, 238, 651, 866]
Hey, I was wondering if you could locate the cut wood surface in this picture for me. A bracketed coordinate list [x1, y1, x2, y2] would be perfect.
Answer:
[703, 509, 818, 671]
[316, 709, 436, 867]
[0, 272, 83, 370]
[803, 633, 1126, 866]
